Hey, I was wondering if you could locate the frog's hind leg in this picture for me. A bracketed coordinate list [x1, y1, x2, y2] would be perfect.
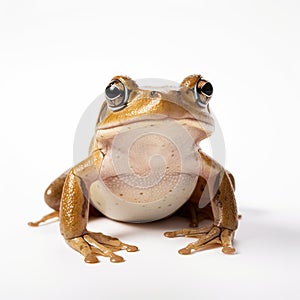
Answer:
[28, 170, 68, 226]
[176, 199, 214, 228]
[44, 170, 69, 211]
[176, 176, 214, 228]
[28, 169, 100, 227]
[28, 211, 59, 227]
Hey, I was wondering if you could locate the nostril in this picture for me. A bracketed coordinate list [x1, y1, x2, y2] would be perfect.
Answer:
[150, 91, 161, 99]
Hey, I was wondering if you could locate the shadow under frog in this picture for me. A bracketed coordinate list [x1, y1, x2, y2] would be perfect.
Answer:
[29, 74, 239, 264]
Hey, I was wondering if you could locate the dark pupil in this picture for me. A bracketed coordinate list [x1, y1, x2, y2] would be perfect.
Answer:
[105, 83, 121, 99]
[201, 82, 213, 96]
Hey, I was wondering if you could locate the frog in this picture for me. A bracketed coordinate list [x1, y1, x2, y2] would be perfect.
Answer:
[29, 74, 238, 264]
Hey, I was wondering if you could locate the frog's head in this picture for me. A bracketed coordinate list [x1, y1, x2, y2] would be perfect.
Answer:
[96, 75, 215, 145]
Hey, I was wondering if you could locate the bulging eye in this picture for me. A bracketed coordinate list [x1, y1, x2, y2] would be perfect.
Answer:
[105, 80, 128, 111]
[194, 78, 213, 107]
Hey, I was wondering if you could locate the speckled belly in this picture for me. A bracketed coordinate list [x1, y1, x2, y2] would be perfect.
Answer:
[89, 173, 198, 223]
[91, 124, 201, 222]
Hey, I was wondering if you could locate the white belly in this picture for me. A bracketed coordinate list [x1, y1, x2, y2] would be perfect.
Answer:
[89, 174, 198, 223]
[91, 119, 201, 222]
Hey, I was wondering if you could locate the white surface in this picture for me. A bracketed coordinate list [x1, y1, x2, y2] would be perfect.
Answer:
[0, 1, 300, 299]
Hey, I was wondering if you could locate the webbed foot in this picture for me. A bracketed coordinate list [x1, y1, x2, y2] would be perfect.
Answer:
[164, 224, 236, 255]
[66, 232, 138, 264]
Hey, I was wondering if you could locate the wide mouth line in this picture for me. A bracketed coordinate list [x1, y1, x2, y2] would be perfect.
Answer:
[98, 116, 212, 131]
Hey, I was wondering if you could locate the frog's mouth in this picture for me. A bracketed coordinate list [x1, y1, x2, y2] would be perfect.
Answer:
[101, 115, 212, 128]
[97, 115, 214, 143]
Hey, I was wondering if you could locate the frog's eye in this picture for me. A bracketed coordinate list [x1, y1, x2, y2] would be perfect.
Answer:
[105, 80, 128, 111]
[194, 79, 213, 107]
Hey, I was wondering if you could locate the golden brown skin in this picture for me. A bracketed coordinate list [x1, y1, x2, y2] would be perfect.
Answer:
[29, 74, 239, 263]
[165, 151, 237, 254]
[59, 150, 138, 263]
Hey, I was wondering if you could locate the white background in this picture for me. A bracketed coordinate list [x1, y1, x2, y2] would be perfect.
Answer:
[1, 0, 300, 299]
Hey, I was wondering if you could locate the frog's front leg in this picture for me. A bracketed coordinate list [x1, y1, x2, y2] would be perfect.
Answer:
[165, 150, 238, 255]
[60, 150, 138, 264]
